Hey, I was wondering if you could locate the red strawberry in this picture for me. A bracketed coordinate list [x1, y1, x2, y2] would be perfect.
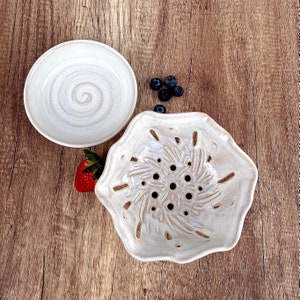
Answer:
[74, 149, 104, 192]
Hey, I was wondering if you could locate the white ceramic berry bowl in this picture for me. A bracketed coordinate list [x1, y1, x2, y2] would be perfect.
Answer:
[95, 111, 258, 264]
[24, 40, 137, 148]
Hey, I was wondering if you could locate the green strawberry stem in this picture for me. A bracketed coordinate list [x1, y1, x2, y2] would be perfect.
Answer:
[84, 148, 101, 161]
[93, 167, 104, 181]
[83, 162, 101, 173]
[83, 148, 104, 181]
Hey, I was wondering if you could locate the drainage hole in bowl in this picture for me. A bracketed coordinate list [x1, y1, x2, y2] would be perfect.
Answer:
[151, 206, 156, 211]
[152, 192, 158, 199]
[185, 193, 192, 200]
[185, 175, 191, 182]
[157, 158, 161, 163]
[198, 186, 203, 191]
[184, 210, 189, 216]
[167, 203, 174, 210]
[170, 183, 177, 190]
[170, 164, 176, 171]
[141, 181, 146, 186]
[153, 173, 159, 180]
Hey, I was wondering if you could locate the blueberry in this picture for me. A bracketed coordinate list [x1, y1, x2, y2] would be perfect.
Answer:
[172, 86, 184, 97]
[150, 77, 162, 90]
[158, 89, 172, 102]
[164, 75, 178, 88]
[154, 104, 166, 113]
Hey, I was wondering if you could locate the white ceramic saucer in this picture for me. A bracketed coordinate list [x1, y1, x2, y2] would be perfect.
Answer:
[24, 40, 137, 147]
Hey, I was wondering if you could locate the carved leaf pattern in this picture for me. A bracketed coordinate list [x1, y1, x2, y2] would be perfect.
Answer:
[126, 134, 220, 239]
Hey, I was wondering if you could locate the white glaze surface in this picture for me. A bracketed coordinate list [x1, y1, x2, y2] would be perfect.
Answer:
[24, 40, 137, 147]
[95, 111, 258, 263]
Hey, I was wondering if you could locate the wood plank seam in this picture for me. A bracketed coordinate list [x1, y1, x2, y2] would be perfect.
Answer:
[250, 64, 267, 298]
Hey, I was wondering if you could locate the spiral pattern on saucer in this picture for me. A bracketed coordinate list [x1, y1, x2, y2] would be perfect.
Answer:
[24, 40, 137, 147]
[47, 62, 121, 127]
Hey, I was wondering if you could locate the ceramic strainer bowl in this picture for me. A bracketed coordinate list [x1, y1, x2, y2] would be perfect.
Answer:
[95, 111, 258, 263]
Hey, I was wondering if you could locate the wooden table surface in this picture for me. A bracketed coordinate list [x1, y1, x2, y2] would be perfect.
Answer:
[0, 1, 298, 299]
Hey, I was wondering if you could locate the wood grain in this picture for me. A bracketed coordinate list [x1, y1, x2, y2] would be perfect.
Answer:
[0, 0, 298, 299]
